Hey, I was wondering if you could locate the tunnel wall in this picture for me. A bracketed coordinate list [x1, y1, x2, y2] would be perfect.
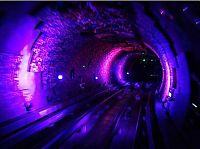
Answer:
[0, 2, 191, 127]
[133, 3, 190, 128]
[0, 4, 47, 122]
[28, 6, 136, 104]
[0, 4, 129, 123]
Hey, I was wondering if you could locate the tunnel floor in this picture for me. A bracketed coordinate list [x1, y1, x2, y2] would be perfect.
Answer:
[0, 86, 157, 149]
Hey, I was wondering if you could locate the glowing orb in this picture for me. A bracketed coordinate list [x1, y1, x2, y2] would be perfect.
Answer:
[58, 75, 63, 80]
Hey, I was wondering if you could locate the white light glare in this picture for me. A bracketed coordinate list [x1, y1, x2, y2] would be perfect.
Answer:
[192, 103, 198, 108]
[58, 75, 63, 80]
[168, 92, 172, 97]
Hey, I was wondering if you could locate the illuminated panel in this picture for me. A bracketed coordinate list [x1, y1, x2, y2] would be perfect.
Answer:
[162, 59, 171, 102]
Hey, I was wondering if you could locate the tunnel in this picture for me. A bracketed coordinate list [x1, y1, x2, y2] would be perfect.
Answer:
[0, 1, 199, 149]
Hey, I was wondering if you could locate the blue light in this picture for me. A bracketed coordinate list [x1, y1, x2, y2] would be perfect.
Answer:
[58, 75, 63, 80]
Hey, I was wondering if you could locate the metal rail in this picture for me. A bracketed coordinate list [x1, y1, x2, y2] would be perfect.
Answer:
[0, 88, 118, 148]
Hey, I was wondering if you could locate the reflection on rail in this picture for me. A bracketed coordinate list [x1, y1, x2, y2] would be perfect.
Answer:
[0, 86, 163, 149]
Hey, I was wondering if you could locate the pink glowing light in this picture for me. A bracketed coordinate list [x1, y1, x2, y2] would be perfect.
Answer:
[163, 61, 171, 101]
[118, 63, 124, 80]
[100, 47, 122, 83]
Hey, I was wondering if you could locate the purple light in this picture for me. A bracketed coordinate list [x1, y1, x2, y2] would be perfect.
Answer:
[116, 54, 129, 85]
[136, 94, 141, 101]
[134, 82, 141, 89]
[182, 6, 189, 12]
[160, 9, 166, 16]
[195, 18, 200, 25]
[58, 75, 63, 80]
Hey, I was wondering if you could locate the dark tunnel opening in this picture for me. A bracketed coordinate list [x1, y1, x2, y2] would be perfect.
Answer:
[0, 1, 199, 149]
[110, 46, 163, 90]
[122, 50, 162, 85]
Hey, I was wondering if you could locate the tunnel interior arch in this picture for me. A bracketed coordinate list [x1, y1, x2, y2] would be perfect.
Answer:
[0, 2, 195, 148]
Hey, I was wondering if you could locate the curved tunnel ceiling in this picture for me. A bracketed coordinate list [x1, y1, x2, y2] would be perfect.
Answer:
[0, 2, 199, 146]
[0, 2, 200, 148]
[28, 2, 186, 105]
[0, 1, 190, 122]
